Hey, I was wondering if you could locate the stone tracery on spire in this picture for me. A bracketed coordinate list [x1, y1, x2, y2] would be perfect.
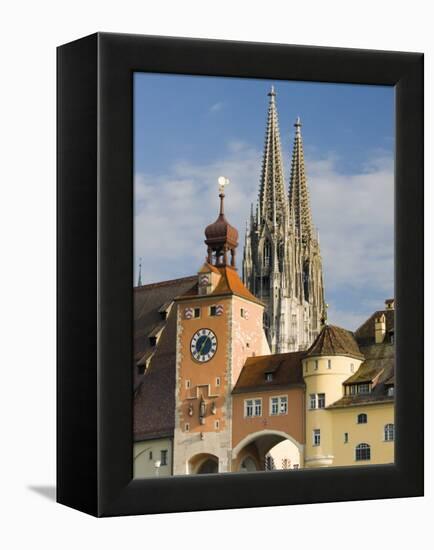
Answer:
[258, 86, 287, 228]
[288, 117, 314, 244]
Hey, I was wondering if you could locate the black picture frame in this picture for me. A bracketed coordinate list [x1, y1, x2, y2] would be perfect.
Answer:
[57, 32, 424, 517]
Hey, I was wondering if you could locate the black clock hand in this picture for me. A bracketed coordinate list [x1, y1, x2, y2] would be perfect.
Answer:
[199, 335, 210, 355]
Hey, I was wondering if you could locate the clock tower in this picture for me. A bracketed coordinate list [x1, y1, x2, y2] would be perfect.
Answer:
[173, 179, 270, 475]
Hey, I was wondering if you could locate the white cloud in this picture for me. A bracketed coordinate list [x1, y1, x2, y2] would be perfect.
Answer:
[209, 102, 223, 113]
[308, 152, 394, 294]
[134, 147, 394, 330]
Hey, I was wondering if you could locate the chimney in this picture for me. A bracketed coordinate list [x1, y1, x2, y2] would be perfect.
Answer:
[375, 313, 386, 344]
[385, 298, 394, 310]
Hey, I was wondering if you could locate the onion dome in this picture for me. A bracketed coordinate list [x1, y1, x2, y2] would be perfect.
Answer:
[205, 180, 239, 267]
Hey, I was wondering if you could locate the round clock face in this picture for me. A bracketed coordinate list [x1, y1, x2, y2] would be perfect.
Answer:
[190, 329, 218, 363]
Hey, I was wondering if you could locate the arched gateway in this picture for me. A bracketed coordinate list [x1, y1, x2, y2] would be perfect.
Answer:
[232, 429, 304, 471]
[188, 453, 219, 474]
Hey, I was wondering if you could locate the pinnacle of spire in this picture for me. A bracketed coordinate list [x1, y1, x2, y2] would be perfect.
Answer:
[288, 117, 314, 244]
[258, 87, 287, 228]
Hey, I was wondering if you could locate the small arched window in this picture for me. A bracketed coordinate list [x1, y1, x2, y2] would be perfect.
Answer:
[357, 413, 367, 424]
[355, 443, 371, 461]
[384, 423, 395, 441]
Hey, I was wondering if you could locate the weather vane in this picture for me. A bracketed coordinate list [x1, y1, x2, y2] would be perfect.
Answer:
[218, 176, 230, 194]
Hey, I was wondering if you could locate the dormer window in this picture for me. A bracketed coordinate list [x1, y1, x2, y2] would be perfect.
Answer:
[387, 386, 394, 397]
[358, 383, 371, 394]
[265, 372, 273, 382]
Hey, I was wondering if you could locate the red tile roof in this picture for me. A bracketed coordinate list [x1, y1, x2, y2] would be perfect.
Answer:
[233, 351, 305, 393]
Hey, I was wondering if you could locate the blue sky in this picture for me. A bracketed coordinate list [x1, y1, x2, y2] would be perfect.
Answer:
[134, 73, 394, 330]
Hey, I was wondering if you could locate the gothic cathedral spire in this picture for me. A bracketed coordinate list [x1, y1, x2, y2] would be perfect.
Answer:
[289, 117, 314, 244]
[258, 86, 288, 228]
[242, 88, 325, 353]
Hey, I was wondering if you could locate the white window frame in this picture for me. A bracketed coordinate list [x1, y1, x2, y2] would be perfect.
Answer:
[270, 395, 288, 415]
[245, 399, 254, 417]
[309, 393, 317, 409]
[384, 423, 395, 441]
[270, 396, 279, 415]
[317, 393, 326, 409]
[313, 429, 321, 446]
[279, 396, 288, 414]
[185, 379, 191, 389]
[193, 307, 201, 318]
[244, 398, 262, 418]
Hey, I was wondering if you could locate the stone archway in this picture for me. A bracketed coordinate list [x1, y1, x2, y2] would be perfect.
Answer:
[232, 429, 304, 471]
[188, 453, 219, 475]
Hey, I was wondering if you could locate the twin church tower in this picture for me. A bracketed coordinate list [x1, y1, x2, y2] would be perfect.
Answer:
[243, 86, 325, 353]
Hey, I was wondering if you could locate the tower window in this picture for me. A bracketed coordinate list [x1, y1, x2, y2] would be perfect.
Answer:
[327, 359, 332, 369]
[314, 360, 319, 370]
[240, 308, 245, 318]
[350, 363, 355, 372]
[355, 443, 371, 461]
[344, 432, 349, 444]
[215, 420, 220, 430]
[313, 429, 321, 446]
[210, 306, 217, 316]
[309, 393, 317, 409]
[357, 413, 368, 424]
[185, 379, 191, 389]
[216, 377, 221, 387]
[185, 423, 190, 432]
[194, 308, 200, 318]
[149, 451, 153, 460]
[317, 393, 325, 409]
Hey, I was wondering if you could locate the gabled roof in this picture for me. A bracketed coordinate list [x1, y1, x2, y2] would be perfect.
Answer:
[355, 308, 395, 346]
[177, 264, 264, 306]
[306, 324, 364, 360]
[133, 275, 196, 441]
[233, 351, 305, 393]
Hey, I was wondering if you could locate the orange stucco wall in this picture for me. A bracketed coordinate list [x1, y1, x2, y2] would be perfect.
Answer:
[231, 387, 305, 449]
[177, 295, 232, 434]
[176, 290, 266, 435]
